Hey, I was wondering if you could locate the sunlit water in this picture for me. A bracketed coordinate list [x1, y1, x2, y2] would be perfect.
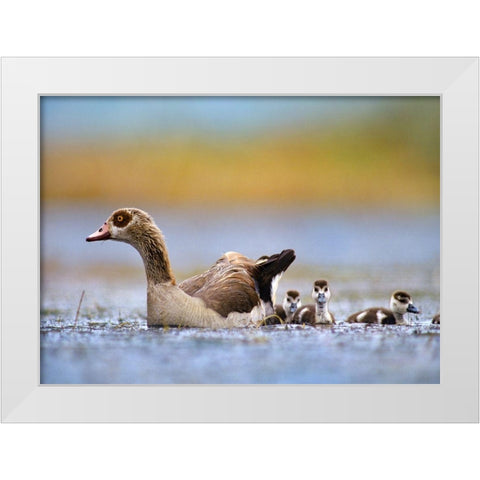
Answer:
[41, 204, 440, 384]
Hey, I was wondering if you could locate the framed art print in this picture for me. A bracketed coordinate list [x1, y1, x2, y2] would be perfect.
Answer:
[1, 57, 478, 422]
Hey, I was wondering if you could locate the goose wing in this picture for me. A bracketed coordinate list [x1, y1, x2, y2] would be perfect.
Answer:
[179, 250, 295, 318]
[179, 252, 249, 296]
[179, 253, 259, 317]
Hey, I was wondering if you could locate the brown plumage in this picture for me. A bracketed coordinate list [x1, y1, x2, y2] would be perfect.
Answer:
[292, 305, 314, 324]
[272, 306, 287, 322]
[346, 307, 396, 325]
[292, 280, 335, 325]
[86, 207, 295, 328]
[346, 290, 419, 325]
[179, 253, 260, 317]
[432, 313, 440, 324]
[292, 305, 336, 325]
[267, 290, 302, 325]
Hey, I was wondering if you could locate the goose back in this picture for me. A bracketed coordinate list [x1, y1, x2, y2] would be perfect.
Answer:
[179, 249, 295, 318]
[179, 253, 259, 317]
[346, 307, 396, 324]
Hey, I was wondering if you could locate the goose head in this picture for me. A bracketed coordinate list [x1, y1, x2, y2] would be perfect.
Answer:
[311, 279, 331, 306]
[389, 290, 419, 315]
[282, 290, 302, 315]
[86, 208, 156, 245]
[86, 208, 174, 285]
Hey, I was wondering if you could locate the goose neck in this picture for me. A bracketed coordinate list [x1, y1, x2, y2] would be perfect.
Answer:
[131, 227, 175, 285]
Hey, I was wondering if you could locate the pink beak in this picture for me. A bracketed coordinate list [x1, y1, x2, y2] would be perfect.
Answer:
[86, 222, 111, 242]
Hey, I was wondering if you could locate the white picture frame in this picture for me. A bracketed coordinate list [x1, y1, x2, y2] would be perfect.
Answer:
[1, 57, 478, 422]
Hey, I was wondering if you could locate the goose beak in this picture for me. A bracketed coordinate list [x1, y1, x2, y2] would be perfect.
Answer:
[86, 222, 111, 242]
[407, 303, 419, 314]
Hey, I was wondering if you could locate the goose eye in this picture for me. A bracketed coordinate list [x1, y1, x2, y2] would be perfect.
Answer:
[117, 215, 123, 222]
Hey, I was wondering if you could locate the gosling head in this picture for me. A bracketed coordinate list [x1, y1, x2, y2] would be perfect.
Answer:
[389, 290, 419, 315]
[282, 290, 302, 315]
[86, 208, 156, 244]
[312, 279, 331, 306]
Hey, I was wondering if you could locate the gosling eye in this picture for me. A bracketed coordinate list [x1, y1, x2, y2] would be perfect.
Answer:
[314, 287, 319, 292]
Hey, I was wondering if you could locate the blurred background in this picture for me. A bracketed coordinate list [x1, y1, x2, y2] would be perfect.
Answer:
[41, 96, 440, 310]
[40, 96, 440, 384]
[41, 96, 439, 208]
[40, 96, 440, 314]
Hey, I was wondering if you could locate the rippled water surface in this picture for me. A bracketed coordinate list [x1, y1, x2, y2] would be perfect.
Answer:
[41, 205, 440, 384]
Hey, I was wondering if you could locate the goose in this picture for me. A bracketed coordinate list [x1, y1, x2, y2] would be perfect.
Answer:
[266, 290, 302, 324]
[292, 280, 335, 325]
[432, 313, 440, 324]
[346, 290, 419, 325]
[86, 208, 295, 328]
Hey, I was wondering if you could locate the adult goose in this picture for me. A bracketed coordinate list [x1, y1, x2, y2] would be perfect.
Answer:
[346, 290, 419, 325]
[292, 279, 335, 325]
[86, 208, 295, 328]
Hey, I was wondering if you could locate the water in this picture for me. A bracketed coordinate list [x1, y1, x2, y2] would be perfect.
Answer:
[40, 203, 440, 384]
[41, 202, 440, 271]
[40, 315, 440, 384]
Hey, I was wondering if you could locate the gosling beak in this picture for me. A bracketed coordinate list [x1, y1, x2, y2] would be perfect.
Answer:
[317, 293, 326, 305]
[86, 222, 111, 242]
[407, 303, 419, 314]
[289, 303, 297, 313]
